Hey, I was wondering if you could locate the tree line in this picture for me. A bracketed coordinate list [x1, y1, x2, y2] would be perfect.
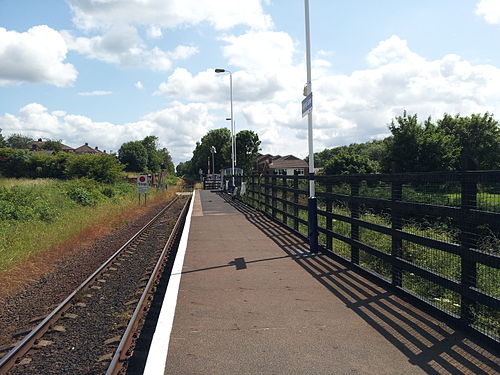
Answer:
[176, 129, 261, 179]
[314, 112, 500, 175]
[0, 130, 176, 182]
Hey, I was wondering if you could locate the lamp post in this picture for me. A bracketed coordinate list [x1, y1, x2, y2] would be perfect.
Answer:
[304, 0, 318, 253]
[215, 68, 235, 189]
[211, 146, 216, 177]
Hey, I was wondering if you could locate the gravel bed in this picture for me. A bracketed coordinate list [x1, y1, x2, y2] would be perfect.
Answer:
[6, 197, 187, 375]
[0, 197, 181, 349]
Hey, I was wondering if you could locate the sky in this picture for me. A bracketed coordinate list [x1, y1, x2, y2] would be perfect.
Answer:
[1, 0, 500, 165]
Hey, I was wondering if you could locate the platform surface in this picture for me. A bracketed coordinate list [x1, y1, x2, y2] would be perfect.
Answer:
[162, 190, 498, 375]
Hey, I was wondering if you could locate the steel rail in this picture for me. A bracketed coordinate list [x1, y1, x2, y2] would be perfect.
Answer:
[0, 197, 180, 375]
[106, 196, 191, 375]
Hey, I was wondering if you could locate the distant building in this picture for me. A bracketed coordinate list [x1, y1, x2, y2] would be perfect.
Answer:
[269, 155, 308, 175]
[74, 143, 103, 154]
[255, 154, 281, 172]
[28, 138, 74, 153]
[256, 154, 308, 175]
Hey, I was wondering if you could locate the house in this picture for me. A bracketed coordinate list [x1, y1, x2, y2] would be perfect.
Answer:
[256, 154, 308, 175]
[28, 138, 74, 152]
[255, 154, 281, 173]
[268, 155, 308, 175]
[74, 143, 103, 154]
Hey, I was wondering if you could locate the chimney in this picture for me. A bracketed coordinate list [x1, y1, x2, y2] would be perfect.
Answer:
[95, 146, 98, 150]
[103, 150, 106, 153]
[85, 142, 88, 146]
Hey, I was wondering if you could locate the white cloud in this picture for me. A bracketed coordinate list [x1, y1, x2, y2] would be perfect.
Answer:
[476, 0, 500, 24]
[62, 26, 173, 71]
[221, 31, 295, 71]
[168, 45, 199, 60]
[3, 34, 500, 164]
[147, 25, 163, 39]
[63, 26, 198, 71]
[78, 90, 112, 96]
[67, 0, 272, 31]
[0, 102, 215, 163]
[158, 33, 500, 158]
[0, 25, 77, 87]
[135, 81, 144, 89]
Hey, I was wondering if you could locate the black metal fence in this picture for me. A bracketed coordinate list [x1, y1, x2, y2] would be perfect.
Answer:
[225, 171, 500, 343]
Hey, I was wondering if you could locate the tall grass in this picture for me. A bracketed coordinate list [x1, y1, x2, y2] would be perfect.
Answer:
[0, 178, 174, 273]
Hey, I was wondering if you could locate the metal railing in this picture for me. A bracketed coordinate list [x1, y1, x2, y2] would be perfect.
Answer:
[225, 171, 500, 343]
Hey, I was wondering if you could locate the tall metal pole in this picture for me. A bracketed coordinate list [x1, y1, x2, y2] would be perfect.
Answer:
[230, 72, 235, 189]
[304, 0, 318, 253]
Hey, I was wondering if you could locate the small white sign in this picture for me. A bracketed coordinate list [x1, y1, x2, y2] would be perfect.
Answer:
[302, 92, 313, 118]
[137, 174, 148, 194]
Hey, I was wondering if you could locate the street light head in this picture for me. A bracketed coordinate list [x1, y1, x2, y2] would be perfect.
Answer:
[215, 68, 225, 73]
[226, 118, 231, 121]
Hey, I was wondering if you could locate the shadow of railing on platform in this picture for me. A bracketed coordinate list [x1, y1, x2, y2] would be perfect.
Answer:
[216, 192, 499, 375]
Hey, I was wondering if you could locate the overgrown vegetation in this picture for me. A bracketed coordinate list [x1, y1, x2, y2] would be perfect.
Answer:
[312, 112, 500, 175]
[0, 178, 173, 273]
[0, 148, 124, 182]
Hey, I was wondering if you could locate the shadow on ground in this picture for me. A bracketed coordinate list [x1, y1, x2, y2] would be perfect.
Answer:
[215, 192, 499, 375]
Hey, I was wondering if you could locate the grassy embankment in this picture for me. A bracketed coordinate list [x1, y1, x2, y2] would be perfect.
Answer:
[0, 176, 179, 275]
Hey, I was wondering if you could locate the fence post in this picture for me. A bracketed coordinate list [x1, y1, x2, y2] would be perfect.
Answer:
[264, 174, 270, 215]
[460, 172, 478, 325]
[326, 181, 333, 251]
[271, 175, 277, 219]
[293, 177, 299, 231]
[282, 176, 288, 226]
[391, 180, 403, 287]
[350, 180, 360, 264]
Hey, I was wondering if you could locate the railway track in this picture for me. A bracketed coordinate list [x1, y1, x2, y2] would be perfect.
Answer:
[0, 195, 191, 375]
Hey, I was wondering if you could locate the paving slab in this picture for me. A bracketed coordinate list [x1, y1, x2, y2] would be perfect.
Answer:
[163, 190, 499, 375]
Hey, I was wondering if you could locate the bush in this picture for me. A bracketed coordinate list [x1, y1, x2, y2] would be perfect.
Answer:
[0, 186, 58, 221]
[65, 154, 124, 183]
[64, 179, 104, 206]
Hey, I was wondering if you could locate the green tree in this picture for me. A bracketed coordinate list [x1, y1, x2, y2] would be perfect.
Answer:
[234, 130, 261, 173]
[190, 128, 232, 176]
[384, 112, 458, 172]
[438, 113, 500, 170]
[322, 151, 378, 175]
[141, 135, 162, 172]
[0, 129, 6, 147]
[118, 141, 148, 172]
[7, 133, 33, 149]
[176, 160, 192, 176]
[41, 139, 63, 152]
[157, 147, 175, 174]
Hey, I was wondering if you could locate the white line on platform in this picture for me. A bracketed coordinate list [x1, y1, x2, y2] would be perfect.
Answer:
[143, 190, 196, 375]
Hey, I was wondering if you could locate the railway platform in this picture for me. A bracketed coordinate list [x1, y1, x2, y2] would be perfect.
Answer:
[144, 190, 498, 375]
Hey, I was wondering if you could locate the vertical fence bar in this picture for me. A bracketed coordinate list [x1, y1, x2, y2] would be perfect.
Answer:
[271, 175, 277, 219]
[391, 180, 403, 287]
[294, 177, 299, 231]
[258, 174, 263, 211]
[282, 176, 288, 226]
[350, 180, 360, 264]
[460, 172, 478, 325]
[264, 174, 269, 214]
[326, 181, 333, 251]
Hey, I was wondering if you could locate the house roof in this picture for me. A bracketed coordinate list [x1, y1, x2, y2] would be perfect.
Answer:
[28, 139, 74, 151]
[269, 155, 308, 169]
[75, 143, 102, 153]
